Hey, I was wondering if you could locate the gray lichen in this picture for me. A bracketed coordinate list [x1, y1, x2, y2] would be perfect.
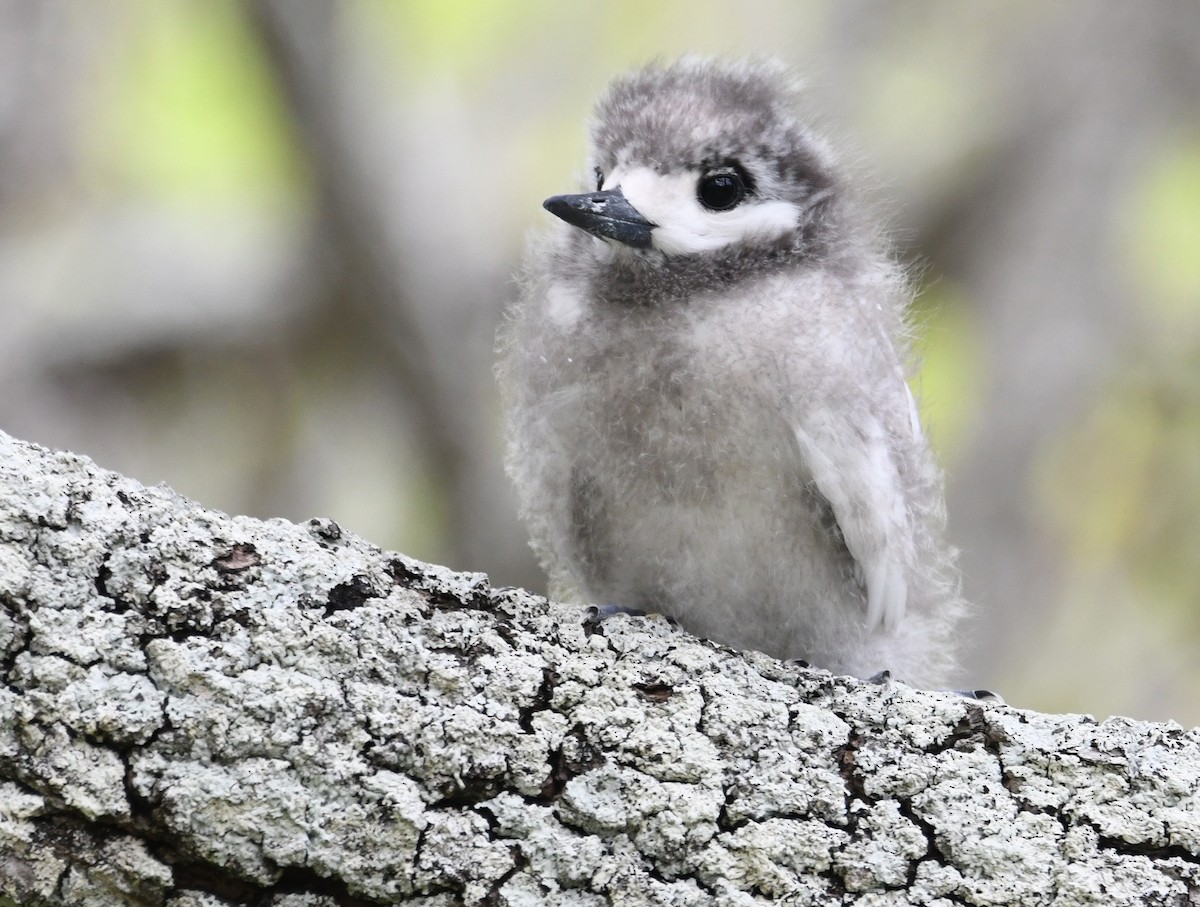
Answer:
[0, 430, 1198, 906]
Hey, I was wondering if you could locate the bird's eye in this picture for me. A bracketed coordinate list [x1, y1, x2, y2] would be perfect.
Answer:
[594, 167, 605, 191]
[698, 171, 746, 211]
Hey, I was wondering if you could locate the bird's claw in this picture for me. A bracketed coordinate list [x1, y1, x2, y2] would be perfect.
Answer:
[583, 603, 649, 627]
[950, 689, 1005, 703]
[865, 670, 1004, 704]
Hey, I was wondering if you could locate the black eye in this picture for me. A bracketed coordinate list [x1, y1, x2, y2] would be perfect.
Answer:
[698, 171, 746, 211]
[594, 167, 605, 191]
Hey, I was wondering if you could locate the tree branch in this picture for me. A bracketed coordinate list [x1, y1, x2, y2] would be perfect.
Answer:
[0, 430, 1197, 905]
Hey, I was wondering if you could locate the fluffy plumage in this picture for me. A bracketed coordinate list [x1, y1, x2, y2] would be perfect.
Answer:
[498, 58, 964, 687]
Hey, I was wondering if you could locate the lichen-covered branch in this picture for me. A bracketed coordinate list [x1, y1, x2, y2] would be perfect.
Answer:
[0, 430, 1197, 906]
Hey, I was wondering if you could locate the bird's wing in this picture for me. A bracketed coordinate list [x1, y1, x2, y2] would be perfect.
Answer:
[791, 410, 912, 632]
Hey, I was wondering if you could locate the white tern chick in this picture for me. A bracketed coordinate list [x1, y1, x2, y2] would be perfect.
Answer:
[499, 58, 964, 688]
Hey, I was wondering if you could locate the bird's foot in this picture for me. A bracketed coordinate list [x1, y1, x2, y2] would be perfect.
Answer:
[866, 670, 1004, 703]
[583, 603, 679, 629]
[584, 603, 648, 626]
[948, 689, 1005, 703]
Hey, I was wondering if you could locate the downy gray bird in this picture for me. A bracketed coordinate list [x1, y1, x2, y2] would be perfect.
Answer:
[498, 58, 964, 688]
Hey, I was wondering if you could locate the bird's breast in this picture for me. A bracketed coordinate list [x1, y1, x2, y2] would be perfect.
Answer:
[578, 330, 781, 495]
[525, 276, 866, 660]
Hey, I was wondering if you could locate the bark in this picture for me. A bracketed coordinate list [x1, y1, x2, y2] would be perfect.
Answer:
[0, 430, 1197, 907]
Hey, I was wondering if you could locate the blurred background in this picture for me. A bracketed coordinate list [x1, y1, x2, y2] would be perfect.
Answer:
[2, 0, 1199, 724]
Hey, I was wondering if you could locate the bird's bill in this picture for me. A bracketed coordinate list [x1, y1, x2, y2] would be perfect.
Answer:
[543, 188, 655, 249]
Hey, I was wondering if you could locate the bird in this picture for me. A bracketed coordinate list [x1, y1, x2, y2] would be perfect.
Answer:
[498, 57, 965, 688]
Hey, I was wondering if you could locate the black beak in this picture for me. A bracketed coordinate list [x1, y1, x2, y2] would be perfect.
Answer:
[543, 187, 655, 249]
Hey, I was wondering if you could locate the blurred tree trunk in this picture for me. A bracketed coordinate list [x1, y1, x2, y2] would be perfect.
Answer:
[932, 2, 1200, 688]
[245, 0, 539, 585]
[822, 1, 1200, 698]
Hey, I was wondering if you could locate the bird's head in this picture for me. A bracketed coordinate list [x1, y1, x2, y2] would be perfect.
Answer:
[544, 58, 841, 263]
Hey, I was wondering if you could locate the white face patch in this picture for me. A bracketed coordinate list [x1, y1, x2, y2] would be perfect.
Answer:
[609, 165, 801, 256]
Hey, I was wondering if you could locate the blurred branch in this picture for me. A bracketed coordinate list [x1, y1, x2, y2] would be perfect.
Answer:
[906, 1, 1200, 685]
[245, 2, 470, 510]
[244, 0, 537, 582]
